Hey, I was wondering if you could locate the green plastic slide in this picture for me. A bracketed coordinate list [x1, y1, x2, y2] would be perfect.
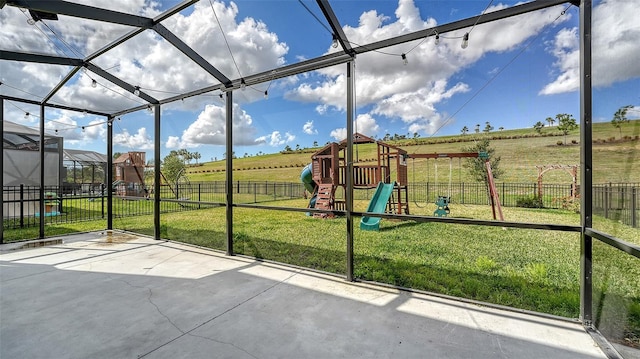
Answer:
[360, 182, 395, 231]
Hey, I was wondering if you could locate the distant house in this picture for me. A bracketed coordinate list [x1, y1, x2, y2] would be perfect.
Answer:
[113, 152, 146, 197]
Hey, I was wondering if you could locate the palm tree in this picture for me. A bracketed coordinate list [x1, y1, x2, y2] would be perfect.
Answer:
[475, 124, 480, 133]
[461, 126, 469, 135]
[546, 117, 555, 127]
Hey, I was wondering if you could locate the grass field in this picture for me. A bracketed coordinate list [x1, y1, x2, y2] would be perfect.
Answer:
[186, 120, 640, 184]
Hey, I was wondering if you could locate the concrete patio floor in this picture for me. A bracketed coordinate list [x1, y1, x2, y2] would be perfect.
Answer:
[1, 232, 610, 358]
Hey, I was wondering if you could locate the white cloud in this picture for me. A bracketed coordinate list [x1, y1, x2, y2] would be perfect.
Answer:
[255, 131, 295, 147]
[172, 104, 259, 147]
[286, 0, 567, 134]
[114, 127, 154, 150]
[303, 121, 318, 135]
[330, 114, 380, 141]
[541, 0, 640, 94]
[1, 0, 289, 114]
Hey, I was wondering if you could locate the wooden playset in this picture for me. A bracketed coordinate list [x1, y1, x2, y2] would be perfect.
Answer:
[302, 134, 504, 229]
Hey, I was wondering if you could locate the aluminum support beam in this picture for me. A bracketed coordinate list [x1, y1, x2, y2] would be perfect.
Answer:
[153, 24, 232, 87]
[107, 116, 113, 230]
[345, 61, 355, 281]
[579, 0, 593, 326]
[0, 50, 83, 67]
[225, 92, 234, 255]
[154, 105, 161, 240]
[0, 97, 4, 243]
[43, 67, 81, 103]
[7, 0, 154, 28]
[316, 0, 353, 55]
[85, 63, 158, 104]
[39, 105, 45, 238]
[0, 95, 110, 117]
[348, 0, 569, 55]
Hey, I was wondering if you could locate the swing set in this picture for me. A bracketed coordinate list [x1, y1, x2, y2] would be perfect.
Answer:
[407, 152, 504, 220]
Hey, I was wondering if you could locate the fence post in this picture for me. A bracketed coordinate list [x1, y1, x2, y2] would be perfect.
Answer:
[198, 183, 201, 209]
[254, 183, 257, 203]
[632, 187, 637, 228]
[20, 184, 24, 228]
[101, 184, 105, 219]
[604, 184, 609, 219]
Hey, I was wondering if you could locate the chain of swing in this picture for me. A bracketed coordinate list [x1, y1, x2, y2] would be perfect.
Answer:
[411, 157, 461, 208]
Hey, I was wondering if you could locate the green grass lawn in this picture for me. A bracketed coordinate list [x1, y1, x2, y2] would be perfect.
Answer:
[186, 120, 640, 184]
[7, 199, 637, 346]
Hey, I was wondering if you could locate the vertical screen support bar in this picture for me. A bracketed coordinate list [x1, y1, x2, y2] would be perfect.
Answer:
[107, 116, 113, 230]
[154, 105, 161, 240]
[39, 104, 45, 239]
[0, 97, 4, 243]
[226, 91, 234, 256]
[579, 0, 593, 325]
[346, 61, 355, 281]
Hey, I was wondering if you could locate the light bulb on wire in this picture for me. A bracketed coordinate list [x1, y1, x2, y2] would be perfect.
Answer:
[91, 79, 97, 88]
[401, 53, 408, 66]
[24, 112, 30, 119]
[134, 86, 141, 96]
[461, 33, 469, 49]
[332, 35, 339, 49]
[27, 18, 35, 25]
[435, 33, 440, 45]
[264, 90, 268, 100]
[240, 79, 246, 91]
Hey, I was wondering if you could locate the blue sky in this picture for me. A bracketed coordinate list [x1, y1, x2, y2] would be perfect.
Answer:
[1, 0, 638, 163]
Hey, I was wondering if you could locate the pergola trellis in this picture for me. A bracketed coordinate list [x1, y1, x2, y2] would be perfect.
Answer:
[4, 1, 635, 343]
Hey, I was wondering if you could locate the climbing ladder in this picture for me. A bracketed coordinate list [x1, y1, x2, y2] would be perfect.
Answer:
[314, 184, 335, 218]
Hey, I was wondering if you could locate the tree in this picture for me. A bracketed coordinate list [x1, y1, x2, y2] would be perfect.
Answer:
[193, 152, 201, 164]
[461, 126, 469, 135]
[413, 132, 420, 139]
[556, 113, 578, 144]
[474, 124, 480, 133]
[162, 152, 185, 184]
[113, 152, 123, 159]
[295, 144, 300, 151]
[283, 145, 292, 152]
[533, 121, 545, 134]
[612, 105, 632, 139]
[483, 121, 494, 133]
[313, 141, 318, 147]
[462, 138, 504, 184]
[498, 126, 504, 132]
[546, 117, 555, 127]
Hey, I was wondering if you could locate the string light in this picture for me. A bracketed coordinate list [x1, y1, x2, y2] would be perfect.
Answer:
[461, 33, 469, 49]
[134, 86, 141, 96]
[147, 105, 153, 112]
[81, 126, 85, 132]
[91, 79, 97, 88]
[401, 53, 408, 66]
[332, 35, 339, 49]
[240, 79, 246, 91]
[24, 112, 30, 119]
[264, 90, 268, 100]
[27, 18, 36, 25]
[435, 33, 440, 45]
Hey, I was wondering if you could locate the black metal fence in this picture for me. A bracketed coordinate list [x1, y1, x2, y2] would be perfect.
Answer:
[592, 183, 639, 228]
[4, 181, 639, 229]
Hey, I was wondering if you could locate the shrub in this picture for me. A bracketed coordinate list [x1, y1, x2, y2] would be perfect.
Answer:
[552, 195, 580, 213]
[516, 195, 543, 208]
[571, 139, 578, 144]
[556, 141, 563, 146]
